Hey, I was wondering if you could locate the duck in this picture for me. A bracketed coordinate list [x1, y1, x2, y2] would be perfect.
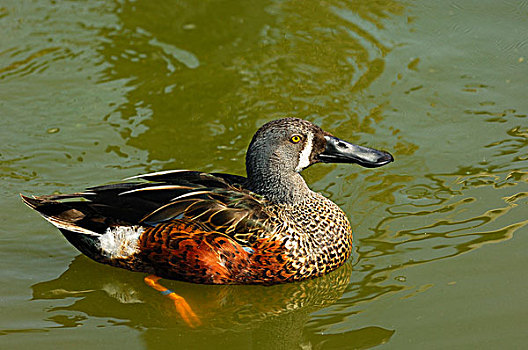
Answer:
[22, 117, 393, 286]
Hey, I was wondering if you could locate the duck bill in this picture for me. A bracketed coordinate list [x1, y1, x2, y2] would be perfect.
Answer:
[318, 136, 394, 168]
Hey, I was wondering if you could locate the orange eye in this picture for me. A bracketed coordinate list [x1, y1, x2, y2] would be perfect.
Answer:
[290, 135, 302, 143]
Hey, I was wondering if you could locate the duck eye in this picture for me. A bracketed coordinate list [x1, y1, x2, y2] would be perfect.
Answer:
[290, 135, 302, 143]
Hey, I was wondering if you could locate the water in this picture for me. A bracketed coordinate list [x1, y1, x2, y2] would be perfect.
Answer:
[1, 0, 527, 348]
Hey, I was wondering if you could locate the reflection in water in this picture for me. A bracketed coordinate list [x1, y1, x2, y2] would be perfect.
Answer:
[99, 0, 410, 171]
[358, 172, 527, 290]
[31, 256, 394, 348]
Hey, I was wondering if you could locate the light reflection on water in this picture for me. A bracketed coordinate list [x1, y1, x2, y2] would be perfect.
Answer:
[1, 0, 527, 349]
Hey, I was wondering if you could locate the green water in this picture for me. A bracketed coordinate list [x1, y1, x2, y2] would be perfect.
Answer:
[1, 0, 527, 348]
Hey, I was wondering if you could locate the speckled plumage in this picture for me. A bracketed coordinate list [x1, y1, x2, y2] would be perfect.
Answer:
[22, 118, 393, 285]
[264, 192, 353, 280]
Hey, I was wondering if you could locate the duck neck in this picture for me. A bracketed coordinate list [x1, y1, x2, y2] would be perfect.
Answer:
[246, 159, 312, 204]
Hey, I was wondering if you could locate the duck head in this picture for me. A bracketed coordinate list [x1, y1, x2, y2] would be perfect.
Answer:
[245, 117, 393, 203]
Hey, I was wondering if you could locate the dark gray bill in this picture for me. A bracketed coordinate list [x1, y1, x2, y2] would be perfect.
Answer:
[318, 136, 394, 168]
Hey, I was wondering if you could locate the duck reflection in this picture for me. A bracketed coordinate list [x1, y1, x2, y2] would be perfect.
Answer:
[32, 256, 393, 348]
[33, 255, 352, 328]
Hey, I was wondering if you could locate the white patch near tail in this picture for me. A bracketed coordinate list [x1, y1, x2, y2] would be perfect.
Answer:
[99, 226, 144, 259]
[296, 132, 314, 172]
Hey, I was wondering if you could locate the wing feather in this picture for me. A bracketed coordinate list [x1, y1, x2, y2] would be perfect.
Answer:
[28, 170, 271, 245]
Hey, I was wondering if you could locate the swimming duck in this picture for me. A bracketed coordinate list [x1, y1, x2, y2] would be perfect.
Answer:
[22, 118, 392, 286]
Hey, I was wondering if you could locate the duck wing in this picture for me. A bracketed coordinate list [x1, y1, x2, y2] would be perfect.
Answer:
[26, 170, 269, 241]
[86, 170, 269, 243]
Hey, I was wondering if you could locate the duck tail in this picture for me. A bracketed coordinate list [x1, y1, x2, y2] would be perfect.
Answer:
[20, 194, 107, 262]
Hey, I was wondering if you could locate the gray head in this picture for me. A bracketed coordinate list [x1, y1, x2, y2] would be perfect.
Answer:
[245, 118, 393, 204]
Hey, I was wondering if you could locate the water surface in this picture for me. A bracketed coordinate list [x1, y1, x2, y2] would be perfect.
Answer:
[1, 0, 527, 349]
